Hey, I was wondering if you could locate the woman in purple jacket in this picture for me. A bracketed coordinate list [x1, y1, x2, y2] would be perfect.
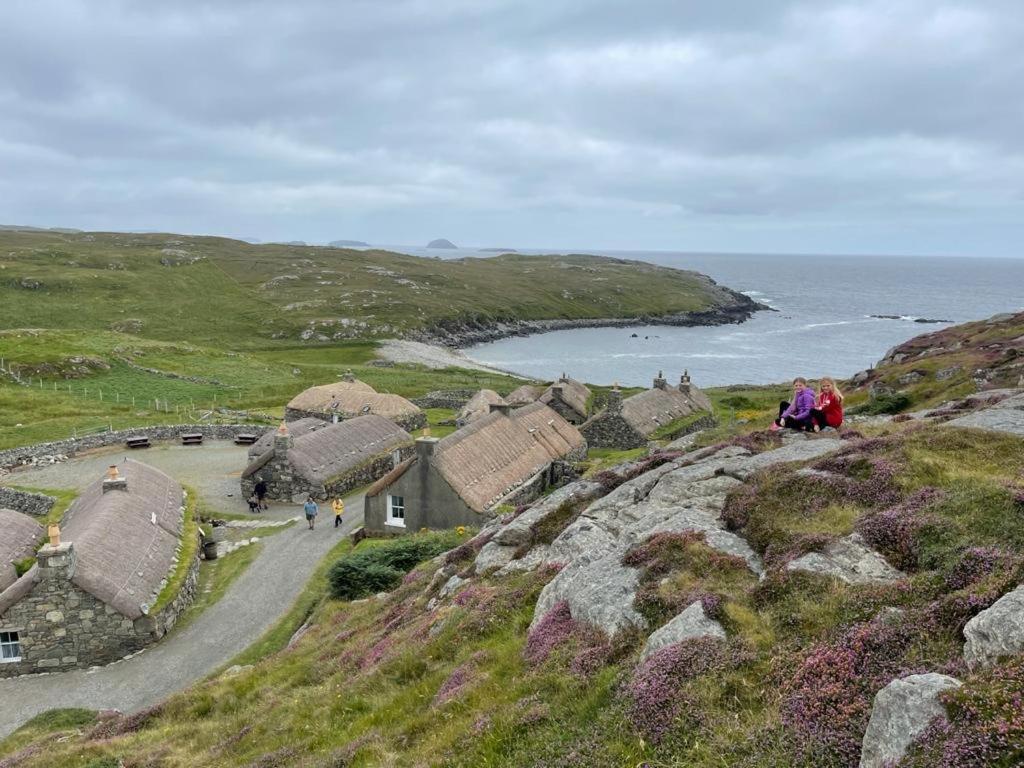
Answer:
[773, 377, 816, 431]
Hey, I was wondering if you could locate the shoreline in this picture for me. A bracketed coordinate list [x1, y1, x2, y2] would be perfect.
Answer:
[374, 339, 532, 379]
[409, 300, 767, 349]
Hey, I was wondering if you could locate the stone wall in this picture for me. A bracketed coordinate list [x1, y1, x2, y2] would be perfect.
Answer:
[0, 487, 56, 517]
[0, 424, 269, 473]
[0, 533, 200, 678]
[410, 389, 477, 410]
[580, 412, 647, 449]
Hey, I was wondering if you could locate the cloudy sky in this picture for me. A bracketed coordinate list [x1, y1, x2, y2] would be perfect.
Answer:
[2, 0, 1023, 256]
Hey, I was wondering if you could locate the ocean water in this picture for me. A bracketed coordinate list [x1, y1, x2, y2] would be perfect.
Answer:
[447, 251, 1024, 388]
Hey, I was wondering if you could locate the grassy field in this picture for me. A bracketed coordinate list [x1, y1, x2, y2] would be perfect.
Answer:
[0, 229, 747, 347]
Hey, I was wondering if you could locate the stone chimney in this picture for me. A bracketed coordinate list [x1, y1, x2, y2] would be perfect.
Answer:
[679, 369, 692, 395]
[102, 464, 128, 493]
[653, 370, 668, 390]
[549, 385, 564, 402]
[274, 421, 292, 453]
[415, 435, 440, 461]
[37, 539, 76, 582]
[488, 403, 512, 417]
[607, 385, 623, 414]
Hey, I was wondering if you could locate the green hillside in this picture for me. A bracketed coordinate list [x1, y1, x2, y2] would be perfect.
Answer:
[0, 229, 752, 347]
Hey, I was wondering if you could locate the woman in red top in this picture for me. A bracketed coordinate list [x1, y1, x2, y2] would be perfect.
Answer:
[810, 377, 844, 431]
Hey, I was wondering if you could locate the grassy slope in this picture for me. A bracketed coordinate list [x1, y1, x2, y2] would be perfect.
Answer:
[847, 310, 1024, 411]
[4, 421, 1023, 767]
[0, 229, 743, 346]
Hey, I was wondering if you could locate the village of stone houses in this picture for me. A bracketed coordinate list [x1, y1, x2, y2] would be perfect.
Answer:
[2, 256, 1024, 766]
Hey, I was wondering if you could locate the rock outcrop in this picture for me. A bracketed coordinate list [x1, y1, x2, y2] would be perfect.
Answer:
[859, 673, 961, 768]
[963, 582, 1024, 668]
[787, 533, 904, 585]
[514, 437, 844, 639]
[640, 601, 726, 662]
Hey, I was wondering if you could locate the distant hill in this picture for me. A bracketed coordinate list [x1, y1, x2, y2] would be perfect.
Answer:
[480, 247, 517, 253]
[0, 229, 761, 348]
[427, 238, 458, 249]
[329, 239, 371, 247]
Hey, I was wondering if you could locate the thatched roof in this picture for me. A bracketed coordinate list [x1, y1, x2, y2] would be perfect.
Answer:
[540, 377, 591, 419]
[0, 508, 43, 593]
[285, 415, 413, 485]
[287, 380, 421, 422]
[620, 385, 711, 437]
[456, 389, 507, 426]
[60, 460, 185, 619]
[506, 384, 542, 406]
[365, 456, 417, 498]
[249, 418, 324, 457]
[432, 403, 584, 513]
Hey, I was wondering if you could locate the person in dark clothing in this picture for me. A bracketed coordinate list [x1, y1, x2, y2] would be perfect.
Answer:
[254, 477, 268, 510]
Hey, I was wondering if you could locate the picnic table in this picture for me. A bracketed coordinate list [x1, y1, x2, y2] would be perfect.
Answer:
[233, 433, 258, 445]
[181, 433, 204, 445]
[125, 436, 151, 449]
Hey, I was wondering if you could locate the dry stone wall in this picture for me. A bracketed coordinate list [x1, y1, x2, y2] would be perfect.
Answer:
[0, 487, 56, 517]
[0, 425, 268, 473]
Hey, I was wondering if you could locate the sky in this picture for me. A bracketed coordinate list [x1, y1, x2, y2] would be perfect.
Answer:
[2, 0, 1023, 257]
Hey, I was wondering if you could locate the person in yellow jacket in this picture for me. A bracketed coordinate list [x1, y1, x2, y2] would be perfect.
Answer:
[331, 497, 344, 529]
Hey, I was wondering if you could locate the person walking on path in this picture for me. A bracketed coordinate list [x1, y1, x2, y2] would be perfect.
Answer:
[810, 376, 844, 431]
[773, 377, 816, 431]
[254, 477, 269, 511]
[332, 497, 344, 528]
[303, 496, 319, 530]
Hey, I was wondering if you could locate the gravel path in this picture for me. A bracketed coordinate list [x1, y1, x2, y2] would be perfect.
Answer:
[0, 444, 364, 739]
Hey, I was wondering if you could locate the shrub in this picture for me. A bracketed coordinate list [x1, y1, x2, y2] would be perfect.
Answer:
[855, 487, 947, 570]
[328, 531, 459, 600]
[859, 392, 912, 415]
[900, 656, 1024, 767]
[781, 616, 920, 763]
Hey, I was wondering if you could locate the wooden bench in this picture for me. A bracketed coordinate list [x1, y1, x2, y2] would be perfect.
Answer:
[181, 433, 204, 445]
[125, 436, 151, 449]
[233, 433, 258, 445]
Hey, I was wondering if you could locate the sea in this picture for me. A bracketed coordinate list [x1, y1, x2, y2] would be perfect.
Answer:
[376, 246, 1024, 388]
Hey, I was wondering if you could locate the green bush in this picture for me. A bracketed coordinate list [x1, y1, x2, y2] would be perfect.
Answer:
[860, 392, 912, 415]
[328, 531, 460, 600]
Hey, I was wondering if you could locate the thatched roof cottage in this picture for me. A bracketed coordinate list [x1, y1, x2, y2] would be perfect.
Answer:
[456, 389, 507, 427]
[0, 461, 195, 677]
[364, 401, 586, 533]
[0, 509, 42, 594]
[505, 384, 543, 407]
[242, 415, 414, 503]
[285, 375, 426, 432]
[580, 371, 714, 449]
[539, 374, 591, 424]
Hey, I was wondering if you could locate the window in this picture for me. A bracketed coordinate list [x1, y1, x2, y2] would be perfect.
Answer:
[387, 495, 405, 527]
[0, 631, 21, 662]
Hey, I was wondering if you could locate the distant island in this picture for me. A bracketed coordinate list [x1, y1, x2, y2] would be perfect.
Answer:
[427, 238, 458, 249]
[272, 240, 307, 246]
[329, 239, 371, 247]
[480, 248, 517, 253]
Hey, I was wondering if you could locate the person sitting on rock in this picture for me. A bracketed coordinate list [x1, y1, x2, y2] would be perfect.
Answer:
[810, 376, 844, 431]
[773, 377, 816, 431]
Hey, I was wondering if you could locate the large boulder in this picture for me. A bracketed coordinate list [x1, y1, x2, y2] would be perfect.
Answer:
[492, 479, 601, 548]
[787, 534, 903, 585]
[963, 583, 1024, 668]
[639, 601, 725, 662]
[859, 673, 961, 768]
[530, 553, 644, 637]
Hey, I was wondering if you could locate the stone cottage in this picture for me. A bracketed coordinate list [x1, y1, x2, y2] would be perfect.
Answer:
[241, 415, 415, 503]
[285, 374, 426, 432]
[364, 402, 587, 534]
[539, 374, 591, 424]
[456, 389, 507, 427]
[0, 461, 196, 677]
[246, 417, 328, 458]
[581, 371, 714, 449]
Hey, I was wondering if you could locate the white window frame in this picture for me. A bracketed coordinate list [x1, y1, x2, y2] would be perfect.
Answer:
[0, 631, 21, 663]
[387, 494, 406, 527]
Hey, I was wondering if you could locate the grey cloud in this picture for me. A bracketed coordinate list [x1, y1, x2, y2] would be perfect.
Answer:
[0, 0, 1022, 254]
